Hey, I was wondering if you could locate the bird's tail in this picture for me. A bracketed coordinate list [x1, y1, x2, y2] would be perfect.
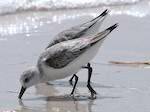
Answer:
[90, 23, 118, 45]
[81, 9, 109, 36]
[81, 9, 109, 26]
[73, 9, 109, 35]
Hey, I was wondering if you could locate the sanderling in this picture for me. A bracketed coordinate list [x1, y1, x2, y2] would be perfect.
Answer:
[18, 23, 118, 99]
[46, 9, 109, 90]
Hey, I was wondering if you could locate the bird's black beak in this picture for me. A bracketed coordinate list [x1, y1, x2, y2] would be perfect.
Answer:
[18, 86, 26, 99]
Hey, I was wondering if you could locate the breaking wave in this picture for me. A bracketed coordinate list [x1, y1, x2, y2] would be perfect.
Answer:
[0, 0, 141, 15]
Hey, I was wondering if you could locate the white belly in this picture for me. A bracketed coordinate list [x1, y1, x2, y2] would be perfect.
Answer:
[41, 40, 104, 81]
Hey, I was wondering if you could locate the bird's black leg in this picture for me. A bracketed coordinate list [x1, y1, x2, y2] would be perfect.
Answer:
[86, 63, 97, 98]
[69, 63, 89, 85]
[69, 74, 76, 86]
[70, 74, 78, 95]
[69, 63, 96, 98]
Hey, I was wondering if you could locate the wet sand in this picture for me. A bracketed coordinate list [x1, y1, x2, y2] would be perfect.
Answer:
[1, 1, 150, 112]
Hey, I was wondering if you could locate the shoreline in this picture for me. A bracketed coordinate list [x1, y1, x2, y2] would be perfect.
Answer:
[1, 1, 150, 112]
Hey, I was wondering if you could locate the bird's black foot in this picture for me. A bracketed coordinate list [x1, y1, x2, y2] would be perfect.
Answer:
[87, 83, 97, 99]
[86, 63, 97, 99]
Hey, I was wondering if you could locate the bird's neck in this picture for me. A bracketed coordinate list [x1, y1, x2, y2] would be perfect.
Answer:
[31, 67, 43, 84]
[35, 67, 48, 83]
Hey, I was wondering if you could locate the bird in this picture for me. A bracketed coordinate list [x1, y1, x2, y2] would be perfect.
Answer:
[45, 9, 109, 91]
[18, 23, 118, 99]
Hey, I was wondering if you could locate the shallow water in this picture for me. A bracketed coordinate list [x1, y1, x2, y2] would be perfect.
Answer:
[0, 0, 141, 15]
[1, 1, 150, 112]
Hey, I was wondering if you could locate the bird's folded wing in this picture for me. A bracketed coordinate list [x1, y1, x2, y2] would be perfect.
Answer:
[46, 10, 108, 49]
[44, 40, 90, 69]
[46, 21, 96, 49]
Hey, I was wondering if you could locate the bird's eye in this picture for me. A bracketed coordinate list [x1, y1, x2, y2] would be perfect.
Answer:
[24, 77, 30, 83]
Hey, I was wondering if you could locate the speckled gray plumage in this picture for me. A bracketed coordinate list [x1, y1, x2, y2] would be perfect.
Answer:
[38, 23, 118, 69]
[46, 21, 96, 49]
[41, 39, 90, 69]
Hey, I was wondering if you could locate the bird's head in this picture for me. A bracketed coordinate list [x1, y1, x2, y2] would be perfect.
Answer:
[18, 67, 40, 99]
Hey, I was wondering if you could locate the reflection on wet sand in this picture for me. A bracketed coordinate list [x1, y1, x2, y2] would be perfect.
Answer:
[17, 80, 123, 112]
[17, 80, 122, 112]
[18, 83, 95, 112]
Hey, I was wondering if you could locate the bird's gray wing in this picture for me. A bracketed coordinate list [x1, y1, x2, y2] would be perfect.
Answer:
[43, 23, 118, 69]
[46, 22, 96, 49]
[46, 9, 108, 49]
[44, 40, 90, 69]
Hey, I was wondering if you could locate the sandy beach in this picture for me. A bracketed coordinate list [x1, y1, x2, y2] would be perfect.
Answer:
[0, 0, 150, 112]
